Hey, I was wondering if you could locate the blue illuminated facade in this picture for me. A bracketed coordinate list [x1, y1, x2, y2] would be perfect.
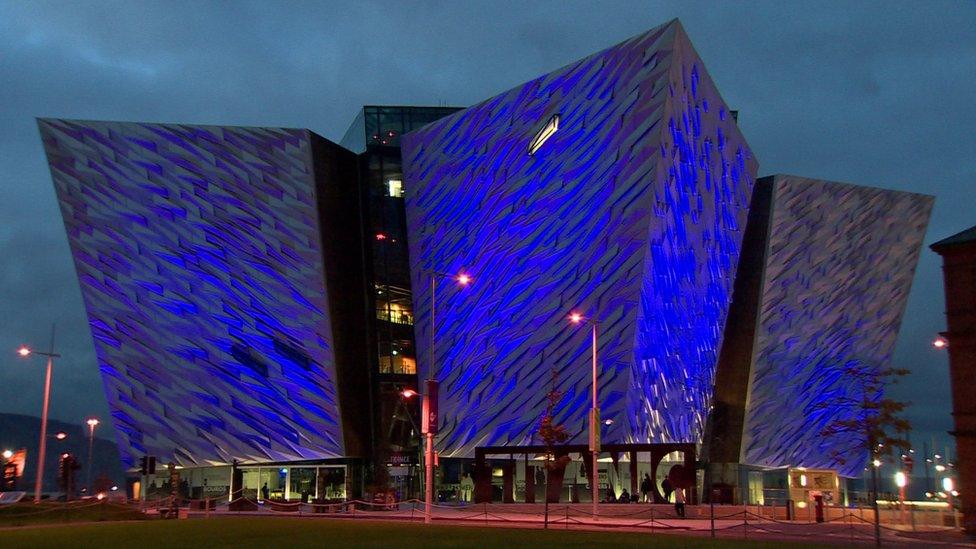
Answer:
[402, 19, 757, 457]
[40, 120, 356, 467]
[739, 175, 933, 477]
[38, 18, 933, 503]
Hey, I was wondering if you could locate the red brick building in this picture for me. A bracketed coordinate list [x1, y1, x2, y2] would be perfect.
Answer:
[932, 225, 976, 533]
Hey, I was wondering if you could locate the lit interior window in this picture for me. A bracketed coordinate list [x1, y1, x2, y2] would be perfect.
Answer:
[388, 179, 403, 198]
[528, 114, 559, 155]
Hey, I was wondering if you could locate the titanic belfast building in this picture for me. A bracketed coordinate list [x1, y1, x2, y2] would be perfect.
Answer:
[39, 19, 932, 504]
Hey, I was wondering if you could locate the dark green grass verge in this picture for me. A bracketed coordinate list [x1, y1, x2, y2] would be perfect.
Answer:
[0, 501, 145, 527]
[1, 516, 837, 548]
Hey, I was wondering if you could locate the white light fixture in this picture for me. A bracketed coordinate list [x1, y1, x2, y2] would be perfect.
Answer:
[800, 474, 807, 487]
[528, 114, 559, 155]
[943, 477, 954, 492]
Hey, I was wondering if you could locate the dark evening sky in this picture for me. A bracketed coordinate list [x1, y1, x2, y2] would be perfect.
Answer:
[1, 1, 973, 457]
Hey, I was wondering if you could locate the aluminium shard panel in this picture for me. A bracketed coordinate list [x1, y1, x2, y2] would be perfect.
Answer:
[402, 19, 757, 457]
[39, 119, 344, 466]
[740, 175, 933, 477]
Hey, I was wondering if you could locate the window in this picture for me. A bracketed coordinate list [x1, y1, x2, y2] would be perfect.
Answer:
[379, 354, 416, 375]
[528, 114, 559, 155]
[388, 179, 403, 198]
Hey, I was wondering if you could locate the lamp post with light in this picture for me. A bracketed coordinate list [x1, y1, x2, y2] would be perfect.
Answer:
[568, 311, 600, 522]
[871, 456, 882, 547]
[895, 471, 908, 523]
[419, 269, 471, 524]
[17, 336, 61, 504]
[85, 418, 100, 495]
[944, 477, 959, 528]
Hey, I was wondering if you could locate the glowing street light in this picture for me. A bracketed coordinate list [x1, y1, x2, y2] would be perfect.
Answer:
[86, 418, 100, 494]
[933, 336, 948, 349]
[55, 431, 67, 440]
[17, 331, 61, 504]
[401, 389, 419, 399]
[873, 459, 882, 468]
[944, 477, 959, 527]
[568, 310, 601, 522]
[896, 471, 908, 522]
[895, 471, 907, 488]
[2, 450, 12, 460]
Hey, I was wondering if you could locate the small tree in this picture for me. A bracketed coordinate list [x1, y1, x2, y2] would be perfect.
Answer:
[820, 362, 911, 546]
[538, 368, 569, 529]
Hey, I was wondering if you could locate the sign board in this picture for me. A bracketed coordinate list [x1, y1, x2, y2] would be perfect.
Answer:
[422, 379, 439, 435]
[387, 452, 419, 467]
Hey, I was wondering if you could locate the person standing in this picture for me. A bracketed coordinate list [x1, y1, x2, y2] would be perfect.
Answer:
[459, 473, 474, 503]
[673, 486, 686, 518]
[640, 473, 652, 502]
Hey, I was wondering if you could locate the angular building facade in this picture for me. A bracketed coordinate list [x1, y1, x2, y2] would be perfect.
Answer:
[402, 19, 757, 457]
[709, 175, 933, 481]
[38, 18, 934, 505]
[40, 120, 377, 498]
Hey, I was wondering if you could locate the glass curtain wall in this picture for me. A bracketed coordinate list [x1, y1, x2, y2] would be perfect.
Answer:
[357, 107, 462, 496]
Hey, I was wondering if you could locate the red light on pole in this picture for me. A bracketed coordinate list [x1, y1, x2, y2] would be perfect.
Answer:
[376, 233, 388, 241]
[401, 389, 419, 399]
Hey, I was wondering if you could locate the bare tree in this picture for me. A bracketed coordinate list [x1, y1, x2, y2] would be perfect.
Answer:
[538, 367, 569, 529]
[820, 362, 911, 547]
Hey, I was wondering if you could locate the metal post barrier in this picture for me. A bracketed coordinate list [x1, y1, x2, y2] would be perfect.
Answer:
[743, 509, 748, 540]
[710, 497, 715, 538]
[565, 505, 569, 530]
[650, 505, 654, 534]
[849, 512, 854, 544]
[910, 502, 916, 531]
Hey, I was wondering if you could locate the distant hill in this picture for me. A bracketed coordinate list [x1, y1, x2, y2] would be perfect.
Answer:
[0, 413, 126, 494]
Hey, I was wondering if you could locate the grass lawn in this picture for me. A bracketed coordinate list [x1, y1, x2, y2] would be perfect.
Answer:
[0, 501, 145, 527]
[1, 516, 835, 548]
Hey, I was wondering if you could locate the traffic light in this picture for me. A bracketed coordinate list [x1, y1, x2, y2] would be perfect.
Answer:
[139, 456, 157, 475]
[58, 453, 79, 498]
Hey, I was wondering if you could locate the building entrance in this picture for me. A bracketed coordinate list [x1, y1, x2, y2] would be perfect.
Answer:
[239, 465, 347, 502]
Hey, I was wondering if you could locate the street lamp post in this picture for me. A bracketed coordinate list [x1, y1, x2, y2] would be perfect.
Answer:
[421, 270, 470, 524]
[871, 457, 881, 547]
[86, 418, 100, 495]
[895, 471, 907, 523]
[17, 336, 61, 504]
[569, 312, 600, 522]
[944, 477, 959, 528]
